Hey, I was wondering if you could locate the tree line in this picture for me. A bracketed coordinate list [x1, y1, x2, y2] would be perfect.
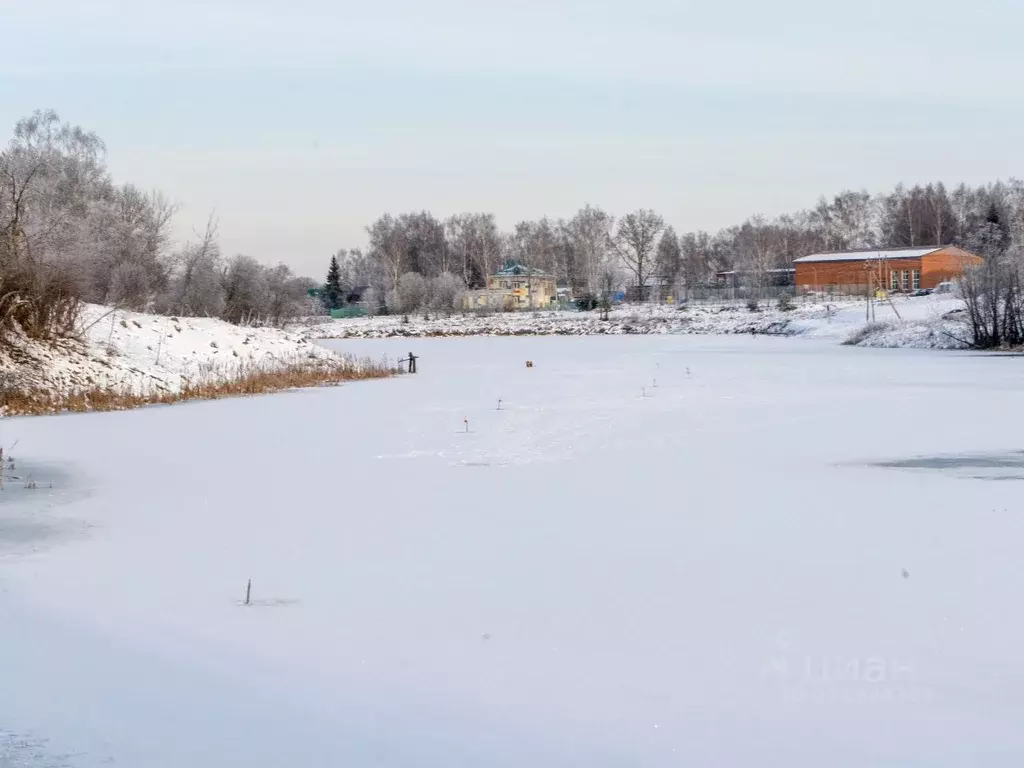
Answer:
[0, 110, 316, 344]
[5, 109, 1022, 347]
[328, 181, 1024, 313]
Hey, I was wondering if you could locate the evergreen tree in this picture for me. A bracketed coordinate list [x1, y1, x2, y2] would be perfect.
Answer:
[323, 254, 343, 310]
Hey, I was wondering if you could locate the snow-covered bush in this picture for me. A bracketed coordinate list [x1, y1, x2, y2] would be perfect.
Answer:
[842, 321, 890, 346]
[429, 272, 466, 312]
[386, 272, 429, 314]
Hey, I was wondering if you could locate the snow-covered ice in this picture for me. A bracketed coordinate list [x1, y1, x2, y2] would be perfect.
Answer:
[2, 335, 1024, 766]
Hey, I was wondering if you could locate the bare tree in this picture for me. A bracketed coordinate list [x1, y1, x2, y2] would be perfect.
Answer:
[656, 226, 682, 296]
[961, 221, 1023, 348]
[567, 205, 614, 295]
[400, 211, 448, 277]
[445, 213, 501, 287]
[262, 263, 311, 324]
[926, 182, 952, 246]
[220, 254, 267, 324]
[614, 209, 665, 299]
[86, 184, 176, 309]
[366, 214, 407, 291]
[164, 214, 223, 316]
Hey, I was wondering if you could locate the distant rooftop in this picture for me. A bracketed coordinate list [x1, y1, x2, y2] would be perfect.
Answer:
[793, 246, 946, 264]
[493, 260, 552, 277]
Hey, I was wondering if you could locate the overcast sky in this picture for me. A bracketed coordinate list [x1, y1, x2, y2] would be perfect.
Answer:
[1, 0, 1021, 277]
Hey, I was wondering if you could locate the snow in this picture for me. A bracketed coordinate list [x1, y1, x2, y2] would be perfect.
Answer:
[0, 304, 343, 400]
[794, 247, 943, 263]
[789, 294, 971, 349]
[0, 293, 975, 415]
[3, 336, 1024, 766]
[308, 301, 827, 339]
[309, 294, 973, 349]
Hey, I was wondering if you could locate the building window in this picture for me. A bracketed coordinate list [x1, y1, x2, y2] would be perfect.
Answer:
[890, 271, 899, 291]
[901, 270, 909, 290]
[912, 270, 920, 290]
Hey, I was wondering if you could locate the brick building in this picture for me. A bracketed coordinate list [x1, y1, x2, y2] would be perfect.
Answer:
[793, 246, 981, 292]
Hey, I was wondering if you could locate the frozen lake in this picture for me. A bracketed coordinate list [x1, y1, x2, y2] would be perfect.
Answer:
[3, 336, 1024, 766]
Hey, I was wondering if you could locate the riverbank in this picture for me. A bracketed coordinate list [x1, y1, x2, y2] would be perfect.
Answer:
[0, 304, 402, 416]
[307, 296, 971, 349]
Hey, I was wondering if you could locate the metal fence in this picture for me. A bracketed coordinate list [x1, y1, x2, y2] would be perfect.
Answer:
[661, 285, 868, 307]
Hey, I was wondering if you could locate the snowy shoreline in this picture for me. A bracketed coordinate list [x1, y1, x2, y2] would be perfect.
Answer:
[0, 295, 974, 416]
[307, 297, 973, 349]
[0, 304, 400, 415]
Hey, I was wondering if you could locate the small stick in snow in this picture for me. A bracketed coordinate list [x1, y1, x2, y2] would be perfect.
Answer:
[497, 398, 502, 411]
[245, 579, 252, 605]
[464, 417, 469, 433]
[641, 387, 647, 398]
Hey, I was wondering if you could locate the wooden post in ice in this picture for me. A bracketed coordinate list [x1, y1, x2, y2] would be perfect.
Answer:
[497, 398, 502, 411]
[464, 417, 469, 433]
[245, 579, 252, 606]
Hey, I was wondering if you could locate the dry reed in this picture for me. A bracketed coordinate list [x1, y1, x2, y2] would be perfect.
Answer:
[0, 353, 403, 416]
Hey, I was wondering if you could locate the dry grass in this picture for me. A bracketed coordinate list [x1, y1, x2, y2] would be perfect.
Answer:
[0, 263, 82, 344]
[0, 353, 404, 416]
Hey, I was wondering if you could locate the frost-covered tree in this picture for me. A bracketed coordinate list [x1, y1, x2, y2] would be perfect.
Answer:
[0, 109, 331, 335]
[445, 213, 501, 288]
[86, 185, 176, 309]
[366, 214, 407, 291]
[263, 263, 311, 324]
[220, 254, 266, 324]
[0, 110, 108, 338]
[161, 215, 224, 317]
[567, 205, 615, 295]
[961, 204, 1023, 348]
[429, 272, 466, 311]
[386, 271, 429, 314]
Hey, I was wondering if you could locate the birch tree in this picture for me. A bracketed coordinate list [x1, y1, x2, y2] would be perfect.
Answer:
[656, 226, 682, 292]
[614, 209, 664, 297]
[567, 205, 614, 294]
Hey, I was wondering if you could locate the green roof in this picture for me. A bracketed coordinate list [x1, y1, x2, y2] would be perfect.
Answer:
[493, 260, 551, 278]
